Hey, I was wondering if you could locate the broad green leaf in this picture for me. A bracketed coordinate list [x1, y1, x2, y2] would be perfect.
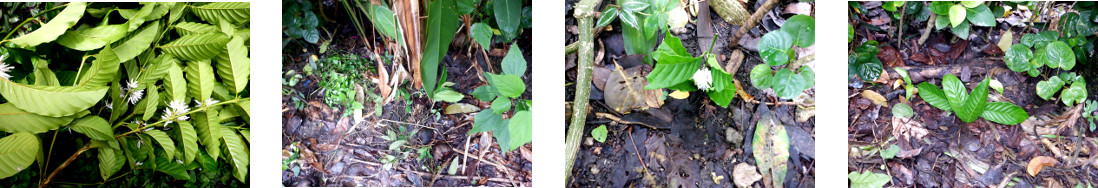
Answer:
[76, 45, 121, 87]
[177, 121, 198, 165]
[643, 56, 700, 89]
[783, 15, 815, 47]
[144, 54, 176, 85]
[456, 0, 476, 15]
[194, 110, 222, 159]
[122, 2, 157, 31]
[70, 116, 114, 141]
[849, 171, 891, 188]
[965, 4, 995, 27]
[595, 7, 619, 29]
[217, 36, 250, 94]
[221, 127, 249, 183]
[173, 22, 218, 36]
[799, 66, 815, 89]
[0, 79, 107, 117]
[750, 64, 772, 88]
[502, 44, 527, 75]
[655, 31, 690, 57]
[951, 19, 970, 38]
[707, 87, 737, 108]
[490, 73, 525, 98]
[942, 74, 967, 112]
[369, 4, 403, 44]
[591, 125, 608, 143]
[709, 67, 733, 92]
[494, 0, 521, 41]
[880, 144, 899, 159]
[57, 24, 128, 51]
[239, 129, 250, 144]
[433, 89, 463, 103]
[491, 97, 511, 113]
[621, 0, 650, 12]
[115, 22, 160, 62]
[160, 33, 231, 61]
[960, 1, 983, 8]
[618, 9, 639, 29]
[164, 61, 187, 101]
[0, 103, 79, 133]
[470, 108, 505, 134]
[772, 68, 806, 100]
[1005, 44, 1033, 72]
[471, 85, 497, 102]
[237, 98, 250, 119]
[848, 24, 854, 42]
[146, 129, 176, 160]
[1044, 41, 1075, 69]
[892, 103, 914, 118]
[752, 117, 789, 188]
[1036, 77, 1065, 100]
[1062, 81, 1087, 106]
[471, 23, 493, 49]
[981, 102, 1028, 125]
[643, 13, 659, 39]
[423, 0, 460, 96]
[949, 4, 966, 27]
[507, 110, 532, 152]
[97, 147, 123, 180]
[9, 2, 85, 48]
[929, 1, 952, 15]
[1021, 31, 1059, 48]
[956, 78, 989, 123]
[153, 157, 190, 180]
[0, 132, 39, 179]
[917, 82, 952, 111]
[185, 60, 216, 101]
[759, 30, 793, 66]
[191, 2, 250, 26]
[32, 59, 59, 86]
[935, 12, 951, 29]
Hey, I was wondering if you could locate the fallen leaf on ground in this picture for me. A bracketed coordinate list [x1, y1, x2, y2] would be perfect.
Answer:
[892, 116, 928, 140]
[669, 90, 689, 99]
[733, 163, 763, 188]
[604, 64, 648, 114]
[444, 103, 481, 114]
[1026, 156, 1059, 176]
[734, 79, 753, 102]
[861, 90, 889, 107]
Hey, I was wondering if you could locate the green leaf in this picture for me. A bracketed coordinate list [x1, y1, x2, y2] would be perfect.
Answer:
[892, 103, 914, 118]
[595, 7, 619, 29]
[433, 89, 464, 103]
[1044, 41, 1076, 69]
[849, 171, 891, 188]
[0, 79, 107, 117]
[951, 19, 970, 37]
[783, 15, 815, 47]
[470, 108, 504, 134]
[772, 68, 806, 100]
[942, 74, 967, 112]
[707, 87, 737, 108]
[591, 125, 608, 143]
[191, 2, 250, 26]
[981, 102, 1029, 125]
[1036, 77, 1065, 100]
[880, 144, 899, 159]
[57, 24, 128, 51]
[493, 0, 521, 41]
[423, 0, 460, 97]
[750, 64, 772, 89]
[146, 129, 177, 160]
[965, 4, 996, 27]
[97, 147, 123, 180]
[160, 33, 231, 61]
[759, 30, 793, 66]
[848, 24, 854, 42]
[489, 73, 525, 98]
[0, 132, 39, 179]
[177, 121, 198, 165]
[930, 1, 952, 15]
[153, 157, 189, 180]
[622, 0, 650, 12]
[185, 60, 216, 102]
[221, 127, 249, 183]
[70, 116, 114, 141]
[173, 22, 218, 36]
[1005, 44, 1033, 73]
[644, 57, 700, 89]
[949, 4, 967, 27]
[75, 45, 121, 88]
[115, 22, 160, 63]
[471, 22, 493, 49]
[0, 103, 79, 133]
[1021, 31, 1059, 48]
[956, 77, 989, 123]
[194, 110, 222, 159]
[618, 9, 639, 29]
[917, 82, 952, 111]
[799, 66, 815, 89]
[506, 110, 532, 152]
[502, 44, 527, 75]
[471, 85, 497, 102]
[491, 97, 511, 113]
[217, 36, 250, 94]
[456, 0, 477, 15]
[164, 61, 187, 101]
[709, 66, 732, 91]
[9, 2, 85, 48]
[369, 4, 403, 44]
[1062, 81, 1087, 106]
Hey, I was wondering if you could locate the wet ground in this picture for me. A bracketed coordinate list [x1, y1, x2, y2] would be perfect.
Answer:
[848, 1, 1098, 187]
[281, 5, 533, 187]
[565, 0, 816, 187]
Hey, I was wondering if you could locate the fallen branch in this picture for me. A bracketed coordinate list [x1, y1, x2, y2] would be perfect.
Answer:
[728, 0, 779, 48]
[565, 0, 601, 182]
[918, 14, 936, 45]
[344, 158, 516, 184]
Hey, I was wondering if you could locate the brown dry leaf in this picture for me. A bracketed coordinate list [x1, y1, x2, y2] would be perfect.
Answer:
[892, 116, 928, 140]
[861, 90, 889, 107]
[604, 64, 647, 114]
[306, 101, 331, 121]
[732, 163, 762, 187]
[733, 79, 753, 102]
[444, 103, 481, 114]
[394, 0, 422, 89]
[297, 142, 326, 173]
[1026, 156, 1059, 176]
[645, 88, 665, 108]
[872, 69, 890, 84]
[375, 58, 392, 104]
[592, 65, 612, 91]
[878, 45, 903, 67]
[784, 2, 812, 15]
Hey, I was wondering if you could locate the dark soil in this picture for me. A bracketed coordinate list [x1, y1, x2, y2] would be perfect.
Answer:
[849, 1, 1098, 187]
[281, 3, 533, 187]
[565, 0, 816, 187]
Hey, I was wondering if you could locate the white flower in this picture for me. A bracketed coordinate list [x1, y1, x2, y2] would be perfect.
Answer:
[161, 100, 191, 124]
[128, 89, 144, 105]
[126, 79, 139, 90]
[196, 98, 220, 108]
[0, 62, 11, 80]
[692, 67, 712, 91]
[105, 100, 113, 110]
[161, 108, 175, 124]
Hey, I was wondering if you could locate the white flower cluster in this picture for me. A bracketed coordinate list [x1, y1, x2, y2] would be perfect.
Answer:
[0, 62, 11, 80]
[161, 100, 191, 124]
[126, 79, 144, 105]
[196, 98, 220, 109]
[692, 67, 713, 91]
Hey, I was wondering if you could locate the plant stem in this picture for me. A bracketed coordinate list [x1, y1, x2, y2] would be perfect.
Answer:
[1, 3, 70, 43]
[38, 144, 89, 188]
[565, 0, 601, 183]
[727, 0, 779, 48]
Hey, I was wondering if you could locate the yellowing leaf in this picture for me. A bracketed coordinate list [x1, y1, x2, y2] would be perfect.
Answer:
[669, 90, 690, 99]
[861, 90, 889, 107]
[1026, 156, 1058, 176]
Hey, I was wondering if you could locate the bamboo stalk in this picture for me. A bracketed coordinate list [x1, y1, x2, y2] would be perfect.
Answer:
[565, 0, 602, 183]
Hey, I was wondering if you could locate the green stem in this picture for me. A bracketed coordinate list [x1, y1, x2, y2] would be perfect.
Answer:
[1, 3, 71, 43]
[113, 98, 246, 138]
[565, 0, 601, 183]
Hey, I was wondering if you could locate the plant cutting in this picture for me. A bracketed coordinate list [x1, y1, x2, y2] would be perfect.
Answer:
[916, 74, 1028, 125]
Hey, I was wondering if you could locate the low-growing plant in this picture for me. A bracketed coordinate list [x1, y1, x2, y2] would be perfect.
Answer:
[467, 44, 532, 152]
[1035, 73, 1087, 106]
[749, 15, 816, 100]
[928, 1, 997, 38]
[643, 30, 738, 107]
[916, 74, 1028, 125]
[282, 0, 320, 44]
[894, 67, 915, 99]
[379, 126, 420, 170]
[1084, 100, 1098, 131]
[595, 0, 677, 63]
[1005, 31, 1079, 77]
[0, 2, 251, 186]
[849, 40, 883, 82]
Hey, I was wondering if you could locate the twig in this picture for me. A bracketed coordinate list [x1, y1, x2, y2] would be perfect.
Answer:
[565, 0, 602, 182]
[728, 0, 780, 48]
[745, 98, 814, 107]
[39, 145, 90, 188]
[627, 126, 649, 172]
[897, 2, 907, 48]
[593, 112, 667, 130]
[918, 14, 936, 45]
[345, 158, 516, 184]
